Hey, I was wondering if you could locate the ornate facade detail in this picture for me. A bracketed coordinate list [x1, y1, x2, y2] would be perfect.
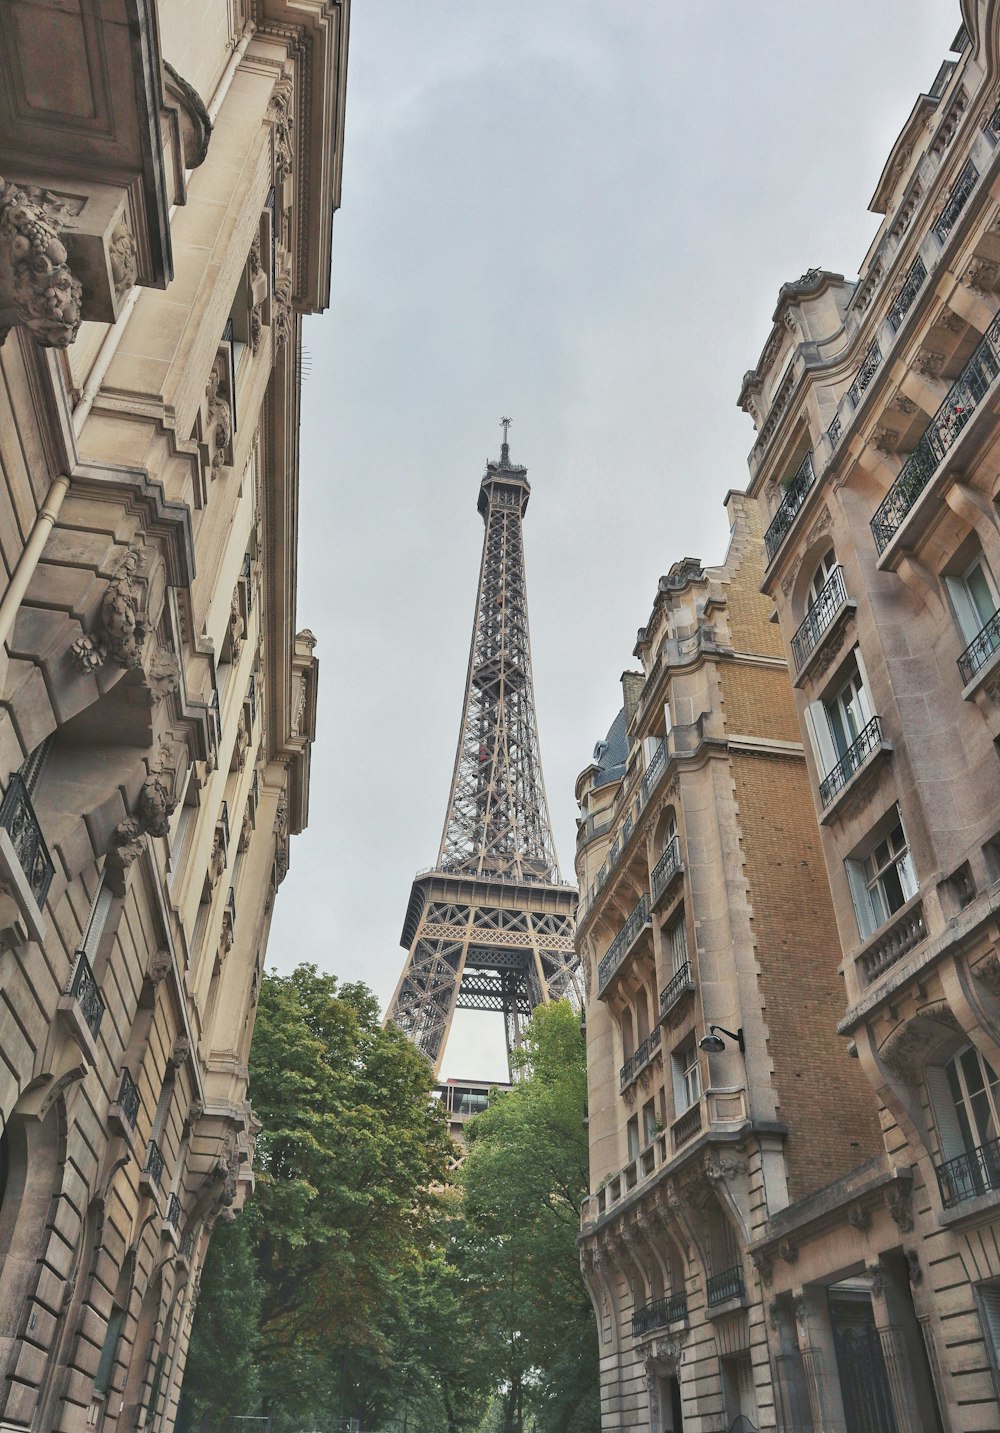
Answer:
[206, 360, 233, 469]
[146, 644, 181, 704]
[868, 1261, 887, 1299]
[753, 1250, 774, 1285]
[0, 176, 83, 348]
[169, 1034, 191, 1069]
[847, 1205, 871, 1232]
[914, 347, 945, 379]
[229, 591, 245, 662]
[71, 546, 147, 673]
[778, 1239, 798, 1264]
[139, 769, 177, 838]
[973, 951, 1000, 1000]
[147, 950, 171, 986]
[704, 1154, 747, 1183]
[267, 82, 295, 183]
[872, 425, 901, 455]
[904, 1246, 923, 1285]
[109, 219, 138, 301]
[887, 1184, 914, 1234]
[273, 267, 293, 349]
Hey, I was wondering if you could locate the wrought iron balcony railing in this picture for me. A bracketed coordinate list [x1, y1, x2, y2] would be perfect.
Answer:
[790, 566, 850, 675]
[69, 953, 105, 1041]
[620, 1025, 661, 1091]
[598, 895, 651, 993]
[143, 1139, 165, 1188]
[651, 836, 681, 905]
[632, 1291, 688, 1338]
[116, 1069, 141, 1130]
[242, 550, 253, 607]
[871, 309, 1000, 553]
[847, 339, 882, 409]
[707, 1264, 745, 1307]
[827, 413, 842, 448]
[167, 1192, 182, 1230]
[640, 741, 666, 801]
[659, 961, 694, 1019]
[818, 716, 884, 809]
[764, 452, 815, 563]
[0, 771, 55, 910]
[933, 158, 979, 244]
[886, 254, 928, 332]
[958, 608, 1000, 686]
[936, 1135, 1000, 1209]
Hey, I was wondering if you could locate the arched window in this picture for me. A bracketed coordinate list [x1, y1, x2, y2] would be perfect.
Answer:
[805, 548, 838, 611]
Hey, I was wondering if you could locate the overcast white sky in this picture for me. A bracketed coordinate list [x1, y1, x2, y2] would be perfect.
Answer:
[269, 1, 956, 1081]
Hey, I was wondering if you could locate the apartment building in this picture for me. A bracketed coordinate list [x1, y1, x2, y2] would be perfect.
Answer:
[0, 2, 346, 1428]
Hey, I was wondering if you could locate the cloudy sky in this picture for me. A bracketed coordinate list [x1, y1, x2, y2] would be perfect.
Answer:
[270, 0, 954, 1081]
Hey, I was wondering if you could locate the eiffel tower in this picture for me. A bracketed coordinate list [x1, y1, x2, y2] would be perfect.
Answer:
[387, 422, 579, 1076]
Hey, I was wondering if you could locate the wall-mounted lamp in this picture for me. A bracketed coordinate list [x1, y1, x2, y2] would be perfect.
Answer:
[699, 1025, 745, 1055]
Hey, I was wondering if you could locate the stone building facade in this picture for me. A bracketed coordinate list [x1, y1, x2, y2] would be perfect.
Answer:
[576, 496, 894, 1431]
[0, 2, 346, 1429]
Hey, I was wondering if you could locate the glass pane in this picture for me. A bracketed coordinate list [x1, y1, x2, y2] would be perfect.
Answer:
[968, 564, 998, 627]
[963, 1047, 987, 1097]
[881, 864, 905, 915]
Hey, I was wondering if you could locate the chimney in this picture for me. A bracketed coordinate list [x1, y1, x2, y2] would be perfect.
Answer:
[621, 670, 645, 727]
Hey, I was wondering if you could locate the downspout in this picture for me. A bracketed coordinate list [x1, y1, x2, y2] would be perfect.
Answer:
[0, 475, 70, 648]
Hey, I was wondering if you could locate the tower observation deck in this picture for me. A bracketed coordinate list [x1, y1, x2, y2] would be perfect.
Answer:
[386, 424, 580, 1075]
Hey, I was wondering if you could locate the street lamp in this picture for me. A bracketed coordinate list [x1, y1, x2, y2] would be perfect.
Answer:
[699, 1024, 745, 1054]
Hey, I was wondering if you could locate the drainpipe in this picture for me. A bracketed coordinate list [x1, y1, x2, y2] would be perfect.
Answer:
[207, 30, 253, 124]
[0, 475, 70, 648]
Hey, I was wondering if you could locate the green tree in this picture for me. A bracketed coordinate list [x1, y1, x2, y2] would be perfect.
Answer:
[460, 1002, 600, 1433]
[176, 1216, 261, 1432]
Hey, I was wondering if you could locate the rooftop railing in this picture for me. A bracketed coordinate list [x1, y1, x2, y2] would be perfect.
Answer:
[818, 716, 884, 809]
[651, 835, 682, 904]
[598, 895, 651, 994]
[790, 566, 850, 674]
[707, 1264, 745, 1307]
[764, 452, 815, 562]
[69, 953, 105, 1041]
[936, 1135, 1000, 1209]
[0, 772, 54, 910]
[632, 1291, 688, 1338]
[871, 308, 1000, 553]
[958, 608, 1000, 686]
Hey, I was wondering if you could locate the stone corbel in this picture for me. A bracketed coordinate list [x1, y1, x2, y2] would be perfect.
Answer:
[106, 766, 179, 893]
[0, 176, 83, 347]
[273, 246, 293, 351]
[267, 79, 295, 192]
[71, 545, 148, 674]
[203, 354, 234, 473]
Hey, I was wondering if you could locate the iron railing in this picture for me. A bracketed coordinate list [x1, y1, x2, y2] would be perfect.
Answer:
[167, 1191, 182, 1229]
[764, 452, 815, 562]
[640, 741, 666, 800]
[0, 772, 54, 910]
[651, 836, 682, 904]
[242, 551, 253, 607]
[818, 716, 884, 808]
[210, 687, 222, 745]
[116, 1069, 141, 1130]
[69, 953, 105, 1040]
[871, 309, 1000, 552]
[936, 1135, 1000, 1209]
[181, 1227, 194, 1258]
[847, 339, 882, 408]
[827, 413, 842, 448]
[958, 608, 1000, 685]
[598, 895, 650, 993]
[226, 886, 237, 928]
[790, 566, 850, 674]
[632, 1291, 688, 1337]
[933, 158, 979, 243]
[247, 673, 257, 728]
[144, 1140, 165, 1188]
[659, 961, 694, 1018]
[707, 1264, 745, 1307]
[219, 799, 231, 850]
[887, 254, 928, 331]
[619, 1025, 661, 1091]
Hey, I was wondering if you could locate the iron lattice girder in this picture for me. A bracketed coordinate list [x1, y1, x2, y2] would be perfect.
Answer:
[387, 444, 580, 1074]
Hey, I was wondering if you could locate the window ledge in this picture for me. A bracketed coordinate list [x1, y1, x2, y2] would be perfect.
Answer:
[938, 1185, 1000, 1230]
[819, 741, 893, 825]
[56, 995, 100, 1068]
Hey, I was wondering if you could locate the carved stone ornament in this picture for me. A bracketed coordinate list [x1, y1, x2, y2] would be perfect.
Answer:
[147, 950, 171, 985]
[71, 546, 147, 673]
[752, 1249, 774, 1285]
[209, 832, 226, 886]
[793, 1293, 808, 1324]
[622, 1082, 637, 1111]
[704, 1155, 747, 1183]
[872, 425, 900, 456]
[146, 644, 180, 704]
[108, 219, 137, 302]
[914, 348, 945, 380]
[0, 176, 83, 348]
[967, 258, 1000, 294]
[219, 914, 234, 958]
[272, 265, 292, 350]
[889, 393, 918, 417]
[185, 1098, 205, 1130]
[139, 770, 177, 838]
[169, 1034, 191, 1069]
[887, 1184, 914, 1234]
[974, 951, 1000, 1000]
[904, 1246, 923, 1286]
[868, 1261, 887, 1299]
[206, 360, 232, 469]
[666, 1184, 685, 1212]
[228, 591, 245, 662]
[239, 805, 253, 854]
[267, 83, 294, 183]
[778, 1239, 798, 1265]
[880, 1005, 961, 1080]
[646, 1337, 683, 1375]
[847, 1205, 871, 1232]
[768, 1299, 781, 1330]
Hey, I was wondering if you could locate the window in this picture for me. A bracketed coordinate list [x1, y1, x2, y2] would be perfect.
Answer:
[947, 554, 999, 645]
[806, 649, 875, 780]
[806, 548, 838, 610]
[667, 912, 688, 971]
[672, 1040, 700, 1114]
[947, 1045, 1000, 1151]
[626, 1114, 641, 1161]
[978, 1280, 1000, 1401]
[642, 1098, 658, 1145]
[94, 1303, 126, 1395]
[928, 1047, 1000, 1206]
[845, 810, 917, 939]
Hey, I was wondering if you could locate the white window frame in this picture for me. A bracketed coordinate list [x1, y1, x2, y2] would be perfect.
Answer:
[946, 553, 1000, 647]
[668, 912, 688, 972]
[845, 808, 917, 940]
[805, 647, 874, 780]
[805, 548, 838, 611]
[672, 1040, 700, 1114]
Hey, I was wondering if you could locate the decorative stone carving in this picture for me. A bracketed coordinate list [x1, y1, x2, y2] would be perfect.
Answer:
[847, 1205, 871, 1232]
[914, 348, 945, 379]
[778, 1239, 798, 1264]
[872, 425, 900, 456]
[793, 1293, 807, 1324]
[107, 819, 146, 886]
[0, 176, 83, 348]
[868, 1262, 887, 1299]
[881, 1005, 961, 1079]
[169, 1034, 191, 1069]
[234, 710, 250, 773]
[704, 1155, 746, 1183]
[139, 770, 177, 838]
[228, 591, 245, 662]
[887, 1184, 914, 1234]
[239, 805, 253, 854]
[108, 219, 137, 302]
[184, 1098, 205, 1130]
[206, 360, 232, 470]
[904, 1246, 923, 1286]
[209, 832, 226, 887]
[273, 266, 292, 350]
[889, 393, 918, 417]
[267, 83, 294, 183]
[145, 644, 180, 704]
[753, 1250, 774, 1285]
[967, 258, 1000, 294]
[974, 951, 1000, 1000]
[768, 1299, 781, 1330]
[147, 950, 171, 986]
[71, 545, 147, 673]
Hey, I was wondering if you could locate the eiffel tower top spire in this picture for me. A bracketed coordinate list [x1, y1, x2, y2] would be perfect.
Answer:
[436, 426, 560, 885]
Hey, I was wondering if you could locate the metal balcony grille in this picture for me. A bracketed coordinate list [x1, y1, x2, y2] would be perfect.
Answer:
[69, 953, 105, 1040]
[640, 741, 666, 800]
[764, 452, 815, 562]
[143, 1140, 165, 1188]
[619, 1025, 661, 1091]
[659, 961, 694, 1018]
[707, 1264, 745, 1307]
[116, 1069, 141, 1130]
[790, 566, 849, 673]
[818, 716, 883, 808]
[933, 158, 979, 243]
[958, 608, 1000, 685]
[936, 1136, 1000, 1209]
[871, 309, 1000, 552]
[632, 1291, 687, 1337]
[598, 895, 650, 993]
[847, 340, 882, 409]
[651, 836, 681, 904]
[827, 413, 842, 448]
[167, 1192, 182, 1229]
[247, 673, 257, 727]
[0, 772, 54, 909]
[886, 255, 928, 332]
[242, 551, 253, 607]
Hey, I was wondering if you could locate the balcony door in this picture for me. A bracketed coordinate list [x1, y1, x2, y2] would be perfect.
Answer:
[826, 660, 873, 761]
[928, 1046, 1000, 1206]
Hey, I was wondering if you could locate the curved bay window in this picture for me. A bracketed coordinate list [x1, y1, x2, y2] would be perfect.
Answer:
[930, 1045, 1000, 1207]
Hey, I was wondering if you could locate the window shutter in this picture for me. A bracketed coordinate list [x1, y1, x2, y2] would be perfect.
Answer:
[946, 574, 983, 646]
[979, 1283, 1000, 1386]
[805, 701, 839, 781]
[81, 879, 113, 959]
[845, 858, 876, 940]
[853, 646, 875, 725]
[926, 1064, 968, 1163]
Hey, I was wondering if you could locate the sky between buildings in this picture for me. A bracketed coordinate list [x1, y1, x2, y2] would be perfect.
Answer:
[269, 0, 955, 1082]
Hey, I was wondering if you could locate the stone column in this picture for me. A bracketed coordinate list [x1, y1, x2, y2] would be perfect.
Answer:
[795, 1286, 849, 1433]
[869, 1257, 942, 1433]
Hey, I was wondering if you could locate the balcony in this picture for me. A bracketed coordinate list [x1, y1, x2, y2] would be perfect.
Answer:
[847, 338, 882, 409]
[659, 961, 694, 1022]
[143, 1139, 165, 1189]
[68, 953, 105, 1040]
[598, 894, 651, 995]
[640, 741, 666, 801]
[886, 254, 928, 332]
[764, 451, 816, 564]
[933, 157, 979, 244]
[818, 716, 886, 812]
[707, 1264, 746, 1308]
[632, 1291, 688, 1338]
[167, 1192, 182, 1230]
[871, 307, 1000, 555]
[857, 898, 926, 986]
[790, 567, 854, 682]
[0, 771, 55, 936]
[651, 835, 682, 907]
[936, 1136, 1000, 1210]
[110, 1068, 141, 1143]
[958, 608, 1000, 688]
[671, 1101, 703, 1152]
[620, 1026, 661, 1093]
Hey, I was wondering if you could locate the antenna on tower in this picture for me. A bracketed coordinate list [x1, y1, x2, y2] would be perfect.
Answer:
[500, 415, 512, 465]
